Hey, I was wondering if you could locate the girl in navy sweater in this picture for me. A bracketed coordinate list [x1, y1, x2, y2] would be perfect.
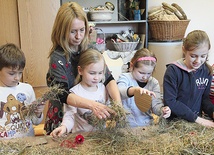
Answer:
[163, 30, 214, 127]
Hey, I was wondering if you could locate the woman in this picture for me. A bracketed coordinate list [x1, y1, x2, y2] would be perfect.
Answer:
[44, 1, 121, 134]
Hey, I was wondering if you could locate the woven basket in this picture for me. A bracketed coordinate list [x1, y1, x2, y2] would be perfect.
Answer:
[91, 28, 106, 52]
[113, 42, 139, 52]
[148, 20, 190, 41]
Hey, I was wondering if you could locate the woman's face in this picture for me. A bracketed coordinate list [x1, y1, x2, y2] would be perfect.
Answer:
[69, 18, 86, 47]
[183, 43, 209, 70]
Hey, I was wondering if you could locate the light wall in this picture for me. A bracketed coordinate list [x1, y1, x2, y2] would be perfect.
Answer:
[148, 0, 214, 65]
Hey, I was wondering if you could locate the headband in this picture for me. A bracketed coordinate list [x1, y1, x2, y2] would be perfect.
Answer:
[137, 56, 156, 62]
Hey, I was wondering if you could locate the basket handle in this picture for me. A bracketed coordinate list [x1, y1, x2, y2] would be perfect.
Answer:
[94, 27, 105, 43]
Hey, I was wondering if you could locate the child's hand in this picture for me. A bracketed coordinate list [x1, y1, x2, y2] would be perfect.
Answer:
[33, 101, 45, 118]
[161, 106, 171, 118]
[139, 88, 156, 98]
[195, 116, 214, 128]
[50, 125, 67, 138]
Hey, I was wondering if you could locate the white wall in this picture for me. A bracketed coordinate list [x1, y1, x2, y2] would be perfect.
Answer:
[148, 0, 214, 65]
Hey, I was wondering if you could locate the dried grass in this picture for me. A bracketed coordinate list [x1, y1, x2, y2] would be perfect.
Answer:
[86, 100, 128, 130]
[1, 119, 213, 155]
[20, 84, 65, 119]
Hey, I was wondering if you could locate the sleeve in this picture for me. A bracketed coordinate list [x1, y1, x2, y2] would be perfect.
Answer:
[209, 71, 214, 97]
[103, 64, 115, 86]
[61, 103, 77, 133]
[26, 85, 44, 125]
[31, 113, 44, 125]
[163, 65, 198, 122]
[201, 74, 214, 120]
[117, 73, 130, 100]
[46, 52, 70, 104]
[150, 79, 164, 116]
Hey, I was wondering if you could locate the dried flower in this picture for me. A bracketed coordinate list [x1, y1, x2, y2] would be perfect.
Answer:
[60, 140, 76, 148]
[59, 134, 84, 149]
[21, 84, 65, 119]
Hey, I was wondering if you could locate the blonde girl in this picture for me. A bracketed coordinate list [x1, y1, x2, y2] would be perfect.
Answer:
[51, 49, 110, 138]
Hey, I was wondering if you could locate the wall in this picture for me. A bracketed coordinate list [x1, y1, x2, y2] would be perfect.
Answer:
[148, 0, 214, 65]
[0, 1, 20, 48]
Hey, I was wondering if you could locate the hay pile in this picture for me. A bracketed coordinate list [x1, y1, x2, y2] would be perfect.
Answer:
[85, 100, 128, 130]
[1, 119, 213, 155]
[21, 84, 65, 119]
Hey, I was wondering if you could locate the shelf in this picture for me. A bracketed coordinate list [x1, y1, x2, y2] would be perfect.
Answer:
[61, 0, 148, 48]
[89, 20, 147, 24]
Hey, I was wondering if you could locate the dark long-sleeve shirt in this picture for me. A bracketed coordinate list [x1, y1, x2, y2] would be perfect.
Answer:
[163, 59, 214, 122]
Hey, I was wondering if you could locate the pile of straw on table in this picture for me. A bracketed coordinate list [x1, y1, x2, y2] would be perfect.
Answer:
[1, 119, 213, 155]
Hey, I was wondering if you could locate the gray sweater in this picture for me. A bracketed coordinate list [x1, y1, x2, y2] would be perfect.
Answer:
[117, 72, 163, 127]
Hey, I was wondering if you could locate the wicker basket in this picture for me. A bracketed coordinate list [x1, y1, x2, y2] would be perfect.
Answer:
[91, 28, 106, 52]
[148, 20, 190, 41]
[113, 42, 139, 52]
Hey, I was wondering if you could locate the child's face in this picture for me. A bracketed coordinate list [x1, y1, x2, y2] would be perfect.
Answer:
[183, 43, 209, 70]
[78, 60, 104, 88]
[0, 67, 23, 87]
[132, 64, 154, 83]
[69, 18, 86, 47]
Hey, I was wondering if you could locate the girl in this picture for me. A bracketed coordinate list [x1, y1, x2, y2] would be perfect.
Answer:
[50, 49, 109, 138]
[45, 2, 121, 134]
[117, 48, 171, 127]
[163, 30, 214, 127]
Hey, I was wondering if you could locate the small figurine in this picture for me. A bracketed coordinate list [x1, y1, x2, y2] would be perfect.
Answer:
[125, 0, 136, 20]
[133, 5, 141, 20]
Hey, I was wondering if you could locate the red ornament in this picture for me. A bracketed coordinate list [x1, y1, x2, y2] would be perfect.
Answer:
[75, 134, 84, 144]
[60, 134, 84, 149]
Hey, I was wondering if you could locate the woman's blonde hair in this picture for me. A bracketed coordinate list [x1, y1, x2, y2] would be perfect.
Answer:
[48, 1, 89, 61]
[74, 49, 105, 85]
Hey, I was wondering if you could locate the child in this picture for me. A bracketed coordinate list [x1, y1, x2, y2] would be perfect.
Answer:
[163, 30, 214, 127]
[0, 43, 45, 139]
[117, 48, 171, 127]
[50, 49, 109, 138]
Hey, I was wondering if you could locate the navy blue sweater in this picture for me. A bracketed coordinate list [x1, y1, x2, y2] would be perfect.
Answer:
[163, 59, 214, 122]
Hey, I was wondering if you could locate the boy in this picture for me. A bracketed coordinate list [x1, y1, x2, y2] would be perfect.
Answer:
[0, 43, 45, 139]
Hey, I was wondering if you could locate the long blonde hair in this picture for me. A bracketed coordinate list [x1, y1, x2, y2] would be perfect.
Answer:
[75, 49, 105, 85]
[48, 2, 89, 61]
